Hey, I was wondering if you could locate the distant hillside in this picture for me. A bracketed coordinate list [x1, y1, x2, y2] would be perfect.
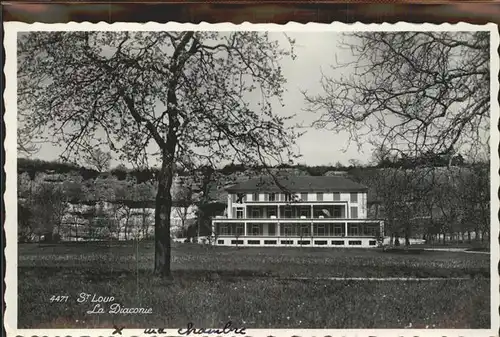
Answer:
[17, 157, 483, 206]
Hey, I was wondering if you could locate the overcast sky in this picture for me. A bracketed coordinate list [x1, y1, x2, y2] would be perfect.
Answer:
[24, 32, 378, 167]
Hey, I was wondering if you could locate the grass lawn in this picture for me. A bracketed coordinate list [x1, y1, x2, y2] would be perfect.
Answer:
[412, 242, 490, 251]
[18, 242, 491, 329]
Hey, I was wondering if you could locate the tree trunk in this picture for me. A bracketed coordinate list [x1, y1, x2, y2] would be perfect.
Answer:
[154, 154, 175, 277]
[142, 208, 147, 240]
[123, 210, 130, 240]
[197, 222, 200, 242]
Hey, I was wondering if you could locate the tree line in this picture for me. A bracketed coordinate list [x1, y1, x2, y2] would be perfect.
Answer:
[358, 163, 490, 247]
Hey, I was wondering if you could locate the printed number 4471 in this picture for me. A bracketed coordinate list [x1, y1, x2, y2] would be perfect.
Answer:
[50, 295, 69, 303]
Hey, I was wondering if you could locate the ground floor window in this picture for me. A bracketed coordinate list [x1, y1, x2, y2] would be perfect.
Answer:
[216, 223, 244, 236]
[299, 224, 311, 236]
[363, 224, 380, 237]
[348, 223, 359, 236]
[219, 224, 229, 235]
[349, 240, 362, 245]
[264, 240, 277, 245]
[249, 223, 263, 236]
[314, 224, 326, 236]
[268, 223, 276, 236]
[334, 224, 345, 236]
[282, 224, 294, 236]
[235, 224, 244, 235]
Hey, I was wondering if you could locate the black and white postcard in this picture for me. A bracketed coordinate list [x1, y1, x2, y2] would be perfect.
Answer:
[3, 22, 499, 337]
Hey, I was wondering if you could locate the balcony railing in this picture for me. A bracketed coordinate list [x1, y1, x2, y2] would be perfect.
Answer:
[214, 222, 381, 237]
[215, 215, 351, 220]
[217, 232, 379, 237]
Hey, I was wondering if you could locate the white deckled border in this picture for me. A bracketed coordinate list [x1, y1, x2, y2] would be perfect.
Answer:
[3, 21, 499, 337]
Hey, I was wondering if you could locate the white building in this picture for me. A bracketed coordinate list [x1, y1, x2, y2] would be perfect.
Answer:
[212, 176, 384, 248]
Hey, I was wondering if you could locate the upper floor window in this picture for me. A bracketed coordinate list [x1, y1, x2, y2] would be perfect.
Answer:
[268, 207, 277, 218]
[350, 193, 358, 203]
[251, 208, 261, 218]
[236, 193, 245, 203]
[268, 193, 276, 202]
[333, 192, 341, 201]
[236, 208, 244, 219]
[253, 193, 259, 202]
[300, 207, 309, 218]
[350, 206, 358, 219]
[301, 193, 308, 201]
[333, 206, 342, 218]
[284, 193, 293, 202]
[316, 192, 324, 201]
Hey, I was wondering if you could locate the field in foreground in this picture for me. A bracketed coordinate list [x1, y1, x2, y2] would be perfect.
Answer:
[18, 242, 490, 329]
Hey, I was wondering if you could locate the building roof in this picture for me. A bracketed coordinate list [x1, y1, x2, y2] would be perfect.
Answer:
[226, 176, 368, 193]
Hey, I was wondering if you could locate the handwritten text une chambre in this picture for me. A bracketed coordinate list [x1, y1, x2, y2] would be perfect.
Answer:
[77, 293, 152, 315]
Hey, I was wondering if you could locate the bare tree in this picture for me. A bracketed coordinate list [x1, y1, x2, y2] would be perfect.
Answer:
[18, 31, 300, 276]
[304, 31, 490, 158]
[173, 178, 195, 239]
[29, 183, 67, 242]
[131, 182, 155, 239]
[117, 206, 133, 241]
[17, 126, 40, 156]
[456, 163, 490, 243]
[85, 148, 112, 173]
[18, 200, 34, 242]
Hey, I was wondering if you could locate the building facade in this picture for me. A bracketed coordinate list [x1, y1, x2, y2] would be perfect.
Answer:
[212, 176, 384, 248]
